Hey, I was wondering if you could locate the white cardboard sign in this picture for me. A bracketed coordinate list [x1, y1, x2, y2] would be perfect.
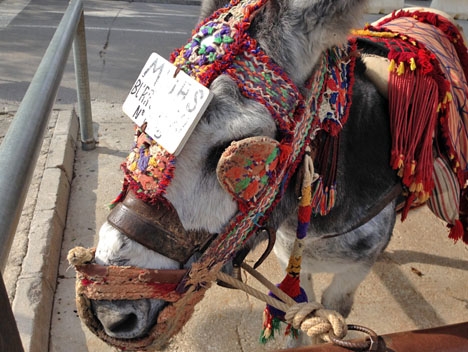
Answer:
[122, 52, 213, 155]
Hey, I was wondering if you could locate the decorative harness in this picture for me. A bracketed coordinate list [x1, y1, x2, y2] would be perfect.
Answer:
[70, 0, 356, 350]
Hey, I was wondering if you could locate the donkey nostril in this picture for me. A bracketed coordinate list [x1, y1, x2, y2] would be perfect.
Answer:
[91, 299, 165, 339]
[108, 313, 138, 334]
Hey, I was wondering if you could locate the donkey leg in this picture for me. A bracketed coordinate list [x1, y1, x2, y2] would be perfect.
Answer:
[320, 201, 396, 317]
[321, 263, 371, 317]
[300, 271, 315, 302]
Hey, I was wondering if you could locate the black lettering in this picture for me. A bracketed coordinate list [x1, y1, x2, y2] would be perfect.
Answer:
[145, 89, 154, 108]
[130, 79, 142, 96]
[139, 86, 150, 105]
[132, 105, 144, 120]
[177, 82, 190, 100]
[186, 89, 204, 112]
[168, 79, 178, 95]
[142, 58, 165, 87]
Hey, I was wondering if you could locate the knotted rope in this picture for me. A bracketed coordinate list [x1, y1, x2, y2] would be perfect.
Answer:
[217, 263, 347, 342]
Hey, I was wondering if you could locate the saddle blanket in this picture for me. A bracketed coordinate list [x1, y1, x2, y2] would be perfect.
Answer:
[354, 8, 468, 243]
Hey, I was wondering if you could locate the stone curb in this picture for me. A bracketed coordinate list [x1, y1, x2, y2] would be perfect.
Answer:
[12, 108, 78, 352]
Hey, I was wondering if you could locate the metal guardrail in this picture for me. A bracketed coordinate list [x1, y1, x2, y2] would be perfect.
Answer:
[0, 0, 94, 349]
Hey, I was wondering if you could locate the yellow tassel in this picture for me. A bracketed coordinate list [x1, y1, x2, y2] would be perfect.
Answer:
[351, 29, 397, 38]
[397, 154, 405, 169]
[415, 182, 424, 192]
[389, 59, 396, 72]
[129, 161, 137, 172]
[418, 191, 430, 203]
[445, 91, 453, 103]
[397, 167, 404, 178]
[410, 57, 416, 71]
[397, 61, 405, 75]
[409, 182, 424, 193]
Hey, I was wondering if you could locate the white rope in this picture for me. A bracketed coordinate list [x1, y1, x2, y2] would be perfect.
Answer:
[216, 263, 347, 341]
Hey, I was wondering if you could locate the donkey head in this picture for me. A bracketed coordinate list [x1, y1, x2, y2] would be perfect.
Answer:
[87, 0, 368, 347]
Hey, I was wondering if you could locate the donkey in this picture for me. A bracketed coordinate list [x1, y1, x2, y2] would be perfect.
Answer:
[75, 0, 467, 349]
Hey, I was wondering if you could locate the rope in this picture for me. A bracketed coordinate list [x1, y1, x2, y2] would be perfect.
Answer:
[216, 263, 348, 341]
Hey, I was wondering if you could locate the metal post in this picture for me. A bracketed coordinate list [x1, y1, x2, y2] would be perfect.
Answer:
[73, 11, 96, 151]
[0, 0, 93, 349]
[0, 0, 84, 272]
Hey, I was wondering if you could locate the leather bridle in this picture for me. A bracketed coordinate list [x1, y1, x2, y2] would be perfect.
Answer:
[107, 191, 215, 264]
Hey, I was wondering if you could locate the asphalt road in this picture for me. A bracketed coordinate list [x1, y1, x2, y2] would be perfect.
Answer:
[0, 0, 200, 104]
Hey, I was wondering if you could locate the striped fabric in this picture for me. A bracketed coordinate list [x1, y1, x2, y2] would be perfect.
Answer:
[427, 156, 460, 225]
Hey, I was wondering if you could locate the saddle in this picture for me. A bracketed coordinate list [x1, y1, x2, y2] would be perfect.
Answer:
[355, 7, 468, 243]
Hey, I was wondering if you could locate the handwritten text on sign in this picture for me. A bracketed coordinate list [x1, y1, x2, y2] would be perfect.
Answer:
[122, 52, 213, 155]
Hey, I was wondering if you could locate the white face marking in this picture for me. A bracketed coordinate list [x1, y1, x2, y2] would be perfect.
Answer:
[95, 222, 180, 269]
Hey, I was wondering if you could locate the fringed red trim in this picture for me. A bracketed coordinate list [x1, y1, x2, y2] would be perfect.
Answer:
[447, 219, 464, 242]
[108, 178, 129, 209]
[375, 9, 468, 188]
[377, 9, 468, 82]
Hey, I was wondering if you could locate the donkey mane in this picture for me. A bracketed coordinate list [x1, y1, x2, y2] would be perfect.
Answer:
[200, 0, 369, 86]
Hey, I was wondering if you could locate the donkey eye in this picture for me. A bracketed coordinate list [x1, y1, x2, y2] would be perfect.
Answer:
[206, 141, 234, 172]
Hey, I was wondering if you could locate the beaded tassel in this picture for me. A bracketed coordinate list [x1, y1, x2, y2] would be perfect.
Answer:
[260, 148, 316, 343]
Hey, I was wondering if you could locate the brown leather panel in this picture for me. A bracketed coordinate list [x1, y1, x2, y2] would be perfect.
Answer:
[277, 322, 468, 352]
[107, 192, 214, 263]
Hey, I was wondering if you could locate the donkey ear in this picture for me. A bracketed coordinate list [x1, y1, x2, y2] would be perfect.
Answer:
[217, 136, 281, 211]
[289, 0, 368, 49]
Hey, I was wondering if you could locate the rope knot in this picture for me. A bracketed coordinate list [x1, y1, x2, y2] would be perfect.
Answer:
[285, 302, 347, 342]
[67, 246, 95, 266]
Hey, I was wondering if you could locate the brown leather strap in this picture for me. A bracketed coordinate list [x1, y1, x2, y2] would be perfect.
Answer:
[107, 192, 215, 263]
[317, 183, 403, 241]
[279, 322, 468, 352]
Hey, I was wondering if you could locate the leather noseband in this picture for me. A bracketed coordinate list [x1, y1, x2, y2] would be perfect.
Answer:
[107, 191, 215, 263]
